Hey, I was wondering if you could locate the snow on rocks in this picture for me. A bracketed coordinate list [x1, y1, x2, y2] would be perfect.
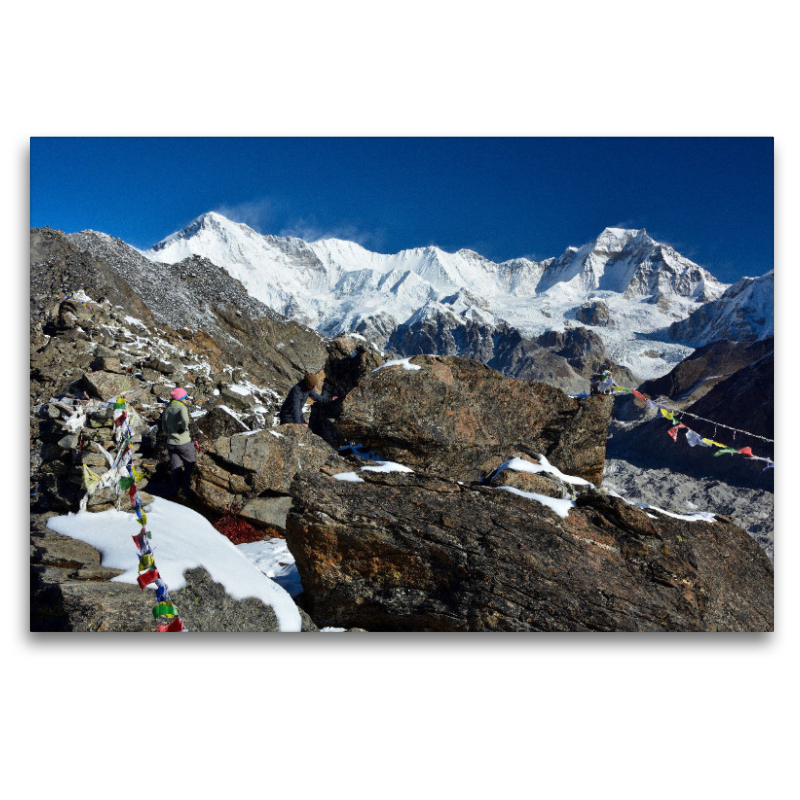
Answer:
[494, 485, 576, 518]
[47, 497, 303, 631]
[373, 357, 421, 372]
[494, 454, 594, 487]
[333, 472, 365, 483]
[236, 538, 303, 598]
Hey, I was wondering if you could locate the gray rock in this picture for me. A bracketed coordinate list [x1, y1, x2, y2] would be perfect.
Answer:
[239, 495, 295, 533]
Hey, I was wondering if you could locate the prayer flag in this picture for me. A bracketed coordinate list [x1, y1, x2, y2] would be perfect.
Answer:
[158, 616, 186, 633]
[138, 553, 155, 572]
[82, 465, 100, 493]
[132, 532, 151, 556]
[137, 569, 160, 590]
[685, 430, 706, 447]
[667, 424, 687, 442]
[152, 602, 179, 620]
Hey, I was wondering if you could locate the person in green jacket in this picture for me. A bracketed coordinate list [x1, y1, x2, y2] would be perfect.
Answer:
[160, 387, 198, 496]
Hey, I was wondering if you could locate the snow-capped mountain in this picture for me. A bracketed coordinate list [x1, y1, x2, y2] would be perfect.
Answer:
[667, 270, 774, 346]
[141, 212, 745, 379]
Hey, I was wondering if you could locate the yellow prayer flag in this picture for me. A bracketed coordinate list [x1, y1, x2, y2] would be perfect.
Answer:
[82, 464, 100, 493]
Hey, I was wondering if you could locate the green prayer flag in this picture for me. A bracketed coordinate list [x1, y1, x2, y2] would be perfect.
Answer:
[713, 448, 738, 457]
[153, 602, 179, 619]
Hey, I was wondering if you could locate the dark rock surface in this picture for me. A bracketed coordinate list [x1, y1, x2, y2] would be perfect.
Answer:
[285, 471, 773, 632]
[636, 338, 774, 409]
[336, 355, 613, 485]
[534, 327, 638, 387]
[609, 340, 774, 488]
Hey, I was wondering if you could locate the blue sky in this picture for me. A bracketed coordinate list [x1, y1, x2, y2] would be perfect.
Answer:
[30, 137, 773, 284]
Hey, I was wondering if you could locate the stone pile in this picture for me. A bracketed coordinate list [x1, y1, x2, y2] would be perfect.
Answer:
[31, 396, 154, 514]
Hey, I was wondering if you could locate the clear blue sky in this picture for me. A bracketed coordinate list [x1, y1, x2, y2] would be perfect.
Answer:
[30, 137, 773, 284]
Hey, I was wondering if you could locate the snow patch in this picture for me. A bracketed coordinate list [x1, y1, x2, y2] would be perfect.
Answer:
[361, 461, 414, 474]
[495, 454, 593, 487]
[373, 357, 422, 372]
[333, 472, 365, 483]
[46, 498, 302, 631]
[495, 485, 576, 518]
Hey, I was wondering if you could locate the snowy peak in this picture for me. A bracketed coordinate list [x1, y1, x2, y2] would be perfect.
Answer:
[593, 227, 653, 253]
[537, 226, 724, 301]
[668, 270, 774, 346]
[138, 211, 756, 379]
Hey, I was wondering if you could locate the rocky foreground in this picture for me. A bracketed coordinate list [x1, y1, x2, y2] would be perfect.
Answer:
[30, 228, 774, 632]
[31, 335, 773, 631]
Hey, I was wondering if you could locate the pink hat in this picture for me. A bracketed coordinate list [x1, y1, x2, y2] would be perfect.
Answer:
[170, 387, 188, 401]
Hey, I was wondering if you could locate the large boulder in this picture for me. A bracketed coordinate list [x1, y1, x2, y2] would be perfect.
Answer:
[284, 471, 774, 632]
[335, 355, 613, 485]
[82, 370, 141, 400]
[193, 425, 351, 531]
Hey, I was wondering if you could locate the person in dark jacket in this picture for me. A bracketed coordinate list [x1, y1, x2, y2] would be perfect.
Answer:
[160, 387, 199, 495]
[279, 372, 337, 426]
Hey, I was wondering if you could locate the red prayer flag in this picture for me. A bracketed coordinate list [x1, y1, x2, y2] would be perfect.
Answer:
[137, 569, 160, 590]
[737, 447, 754, 457]
[667, 424, 687, 442]
[158, 616, 186, 632]
[632, 390, 647, 400]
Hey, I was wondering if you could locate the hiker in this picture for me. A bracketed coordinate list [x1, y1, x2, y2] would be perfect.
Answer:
[160, 387, 200, 496]
[279, 372, 338, 426]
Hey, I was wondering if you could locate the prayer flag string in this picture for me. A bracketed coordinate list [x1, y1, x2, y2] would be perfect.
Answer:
[111, 396, 188, 632]
[600, 378, 775, 471]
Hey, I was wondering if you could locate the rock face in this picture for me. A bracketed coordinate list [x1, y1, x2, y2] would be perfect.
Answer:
[534, 327, 638, 387]
[576, 300, 613, 327]
[284, 471, 774, 632]
[636, 338, 774, 409]
[193, 425, 351, 532]
[389, 314, 636, 395]
[335, 355, 613, 485]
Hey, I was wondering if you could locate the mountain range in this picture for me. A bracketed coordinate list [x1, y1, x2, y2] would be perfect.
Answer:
[136, 212, 771, 381]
